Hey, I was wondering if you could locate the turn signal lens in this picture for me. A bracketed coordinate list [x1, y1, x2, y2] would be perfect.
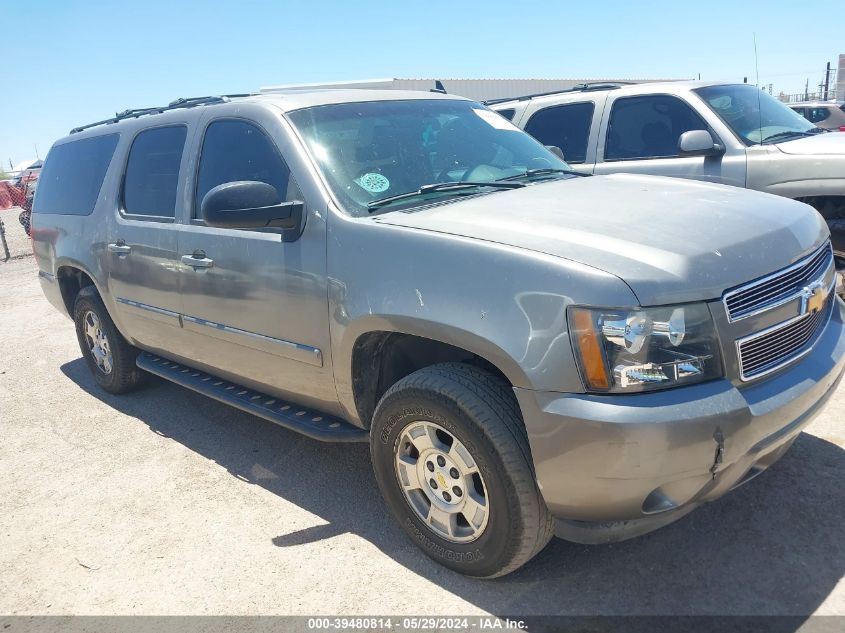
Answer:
[570, 307, 610, 390]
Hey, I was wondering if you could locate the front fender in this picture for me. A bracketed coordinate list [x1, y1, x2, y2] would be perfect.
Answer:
[327, 212, 638, 424]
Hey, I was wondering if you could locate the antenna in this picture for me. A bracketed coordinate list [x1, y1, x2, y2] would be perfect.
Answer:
[753, 33, 763, 145]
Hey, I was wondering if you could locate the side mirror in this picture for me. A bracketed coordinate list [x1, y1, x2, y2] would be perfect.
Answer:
[201, 181, 304, 231]
[678, 130, 723, 157]
[545, 145, 565, 161]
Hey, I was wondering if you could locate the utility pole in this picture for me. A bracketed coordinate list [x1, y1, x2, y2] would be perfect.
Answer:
[805, 78, 809, 100]
[823, 61, 831, 100]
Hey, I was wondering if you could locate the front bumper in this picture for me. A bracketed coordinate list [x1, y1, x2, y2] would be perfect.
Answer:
[515, 297, 845, 544]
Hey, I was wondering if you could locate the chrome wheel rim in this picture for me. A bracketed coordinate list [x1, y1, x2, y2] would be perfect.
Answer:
[394, 421, 489, 543]
[83, 310, 113, 375]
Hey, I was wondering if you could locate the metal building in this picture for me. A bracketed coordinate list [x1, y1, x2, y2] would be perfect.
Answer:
[260, 77, 677, 102]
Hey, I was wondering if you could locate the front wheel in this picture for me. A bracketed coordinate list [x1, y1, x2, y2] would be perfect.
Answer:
[370, 363, 553, 578]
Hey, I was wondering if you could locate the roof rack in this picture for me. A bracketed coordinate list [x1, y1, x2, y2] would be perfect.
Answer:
[482, 82, 632, 106]
[69, 94, 256, 134]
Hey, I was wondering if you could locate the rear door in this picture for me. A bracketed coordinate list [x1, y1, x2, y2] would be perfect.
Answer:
[106, 124, 190, 352]
[176, 109, 337, 410]
[593, 93, 746, 187]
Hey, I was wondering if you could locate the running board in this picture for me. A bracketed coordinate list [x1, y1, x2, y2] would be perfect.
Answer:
[136, 352, 367, 443]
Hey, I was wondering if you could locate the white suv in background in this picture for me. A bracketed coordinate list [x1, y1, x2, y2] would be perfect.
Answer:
[490, 81, 845, 280]
[788, 101, 845, 132]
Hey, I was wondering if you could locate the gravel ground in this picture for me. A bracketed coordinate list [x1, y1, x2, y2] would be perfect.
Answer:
[1, 255, 844, 617]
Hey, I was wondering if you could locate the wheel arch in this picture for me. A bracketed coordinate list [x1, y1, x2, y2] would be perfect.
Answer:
[341, 316, 530, 428]
[55, 261, 101, 317]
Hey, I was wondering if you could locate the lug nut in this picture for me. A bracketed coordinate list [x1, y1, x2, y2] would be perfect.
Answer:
[449, 467, 459, 479]
[429, 478, 438, 489]
[437, 455, 446, 467]
[443, 491, 452, 502]
[452, 486, 462, 497]
[426, 461, 435, 472]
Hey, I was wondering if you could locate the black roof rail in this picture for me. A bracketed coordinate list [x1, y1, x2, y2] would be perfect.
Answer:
[69, 93, 256, 134]
[482, 82, 633, 106]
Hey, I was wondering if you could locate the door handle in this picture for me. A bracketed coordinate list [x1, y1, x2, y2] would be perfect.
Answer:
[181, 253, 214, 269]
[108, 242, 131, 254]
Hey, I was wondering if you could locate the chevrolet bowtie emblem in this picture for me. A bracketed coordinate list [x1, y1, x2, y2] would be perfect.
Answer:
[800, 281, 829, 315]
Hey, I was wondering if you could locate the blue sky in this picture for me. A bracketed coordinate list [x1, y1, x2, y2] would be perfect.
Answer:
[1, 0, 841, 169]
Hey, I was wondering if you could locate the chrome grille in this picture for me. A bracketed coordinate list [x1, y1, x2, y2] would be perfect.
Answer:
[737, 300, 829, 380]
[724, 242, 833, 322]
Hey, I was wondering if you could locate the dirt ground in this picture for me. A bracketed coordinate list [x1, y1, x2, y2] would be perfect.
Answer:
[1, 253, 844, 618]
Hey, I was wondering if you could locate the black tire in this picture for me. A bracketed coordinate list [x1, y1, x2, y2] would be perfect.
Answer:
[73, 287, 144, 394]
[370, 363, 553, 578]
[829, 219, 845, 257]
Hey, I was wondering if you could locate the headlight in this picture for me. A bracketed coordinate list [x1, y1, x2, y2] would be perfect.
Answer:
[568, 303, 722, 393]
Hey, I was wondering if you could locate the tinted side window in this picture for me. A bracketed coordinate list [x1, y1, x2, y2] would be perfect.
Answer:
[195, 119, 291, 216]
[525, 102, 594, 163]
[606, 95, 709, 161]
[806, 107, 831, 123]
[123, 126, 187, 218]
[33, 134, 119, 215]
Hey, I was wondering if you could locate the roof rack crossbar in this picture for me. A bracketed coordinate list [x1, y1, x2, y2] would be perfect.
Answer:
[482, 82, 631, 106]
[69, 93, 257, 134]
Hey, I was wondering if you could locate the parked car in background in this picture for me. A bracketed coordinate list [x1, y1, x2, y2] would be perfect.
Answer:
[489, 81, 845, 282]
[788, 101, 845, 131]
[32, 89, 845, 577]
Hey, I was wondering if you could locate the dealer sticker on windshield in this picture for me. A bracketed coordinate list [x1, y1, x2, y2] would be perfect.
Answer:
[356, 172, 390, 193]
[472, 108, 520, 131]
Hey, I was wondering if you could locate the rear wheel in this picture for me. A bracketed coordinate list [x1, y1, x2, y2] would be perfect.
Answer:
[73, 288, 144, 394]
[370, 363, 553, 578]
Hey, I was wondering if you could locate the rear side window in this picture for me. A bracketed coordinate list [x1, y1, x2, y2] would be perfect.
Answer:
[33, 134, 119, 215]
[123, 126, 187, 218]
[605, 95, 708, 161]
[525, 102, 594, 163]
[806, 107, 831, 123]
[195, 119, 291, 217]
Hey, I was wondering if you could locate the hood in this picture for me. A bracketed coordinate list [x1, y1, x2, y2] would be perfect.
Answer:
[776, 132, 845, 155]
[375, 174, 828, 305]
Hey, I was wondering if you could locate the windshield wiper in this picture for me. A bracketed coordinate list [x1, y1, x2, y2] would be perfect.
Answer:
[367, 181, 524, 212]
[761, 130, 816, 143]
[497, 168, 588, 182]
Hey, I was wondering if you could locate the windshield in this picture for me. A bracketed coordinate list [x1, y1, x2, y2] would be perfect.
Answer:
[694, 84, 815, 145]
[287, 99, 570, 215]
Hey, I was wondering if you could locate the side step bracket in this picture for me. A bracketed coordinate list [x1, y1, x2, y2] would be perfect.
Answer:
[136, 352, 367, 443]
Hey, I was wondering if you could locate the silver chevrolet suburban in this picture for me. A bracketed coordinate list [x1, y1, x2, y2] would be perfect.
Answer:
[32, 89, 845, 578]
[489, 80, 845, 280]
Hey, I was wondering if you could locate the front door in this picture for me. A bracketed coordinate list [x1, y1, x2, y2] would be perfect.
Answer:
[106, 124, 189, 353]
[593, 93, 746, 187]
[177, 112, 337, 411]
